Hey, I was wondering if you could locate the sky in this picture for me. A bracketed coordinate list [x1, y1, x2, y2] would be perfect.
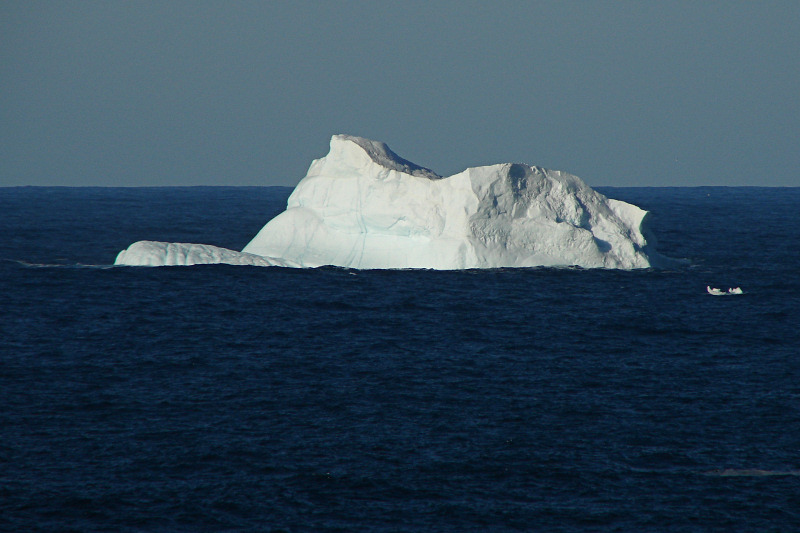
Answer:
[1, 1, 798, 187]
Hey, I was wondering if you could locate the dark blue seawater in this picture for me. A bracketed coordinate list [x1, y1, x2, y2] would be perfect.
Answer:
[1, 186, 799, 532]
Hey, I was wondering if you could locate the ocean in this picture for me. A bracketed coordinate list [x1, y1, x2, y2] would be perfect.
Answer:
[1, 186, 799, 532]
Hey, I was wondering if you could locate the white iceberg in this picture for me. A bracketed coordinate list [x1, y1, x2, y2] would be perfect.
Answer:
[114, 241, 298, 267]
[116, 134, 671, 270]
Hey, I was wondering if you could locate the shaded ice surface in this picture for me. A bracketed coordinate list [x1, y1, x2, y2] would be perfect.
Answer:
[115, 135, 670, 269]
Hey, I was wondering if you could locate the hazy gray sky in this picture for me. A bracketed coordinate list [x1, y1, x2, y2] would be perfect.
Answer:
[2, 1, 798, 187]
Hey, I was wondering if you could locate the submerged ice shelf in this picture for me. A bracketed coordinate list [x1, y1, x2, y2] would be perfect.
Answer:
[115, 135, 671, 270]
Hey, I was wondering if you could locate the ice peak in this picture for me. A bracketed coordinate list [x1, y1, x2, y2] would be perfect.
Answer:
[331, 134, 441, 180]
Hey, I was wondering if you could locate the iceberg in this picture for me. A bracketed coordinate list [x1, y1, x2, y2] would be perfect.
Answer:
[116, 134, 670, 270]
[114, 241, 298, 267]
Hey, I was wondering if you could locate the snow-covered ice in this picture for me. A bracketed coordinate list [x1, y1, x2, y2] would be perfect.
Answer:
[116, 135, 671, 270]
[114, 241, 298, 267]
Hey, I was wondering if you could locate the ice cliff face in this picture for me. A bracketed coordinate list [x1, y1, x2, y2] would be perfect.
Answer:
[115, 134, 667, 269]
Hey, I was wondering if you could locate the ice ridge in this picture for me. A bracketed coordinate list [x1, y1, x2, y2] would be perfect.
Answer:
[334, 135, 441, 180]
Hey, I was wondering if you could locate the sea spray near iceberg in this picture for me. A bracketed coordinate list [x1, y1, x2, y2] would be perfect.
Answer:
[115, 135, 672, 269]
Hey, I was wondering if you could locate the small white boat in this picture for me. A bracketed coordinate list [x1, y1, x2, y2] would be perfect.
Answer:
[707, 286, 744, 296]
